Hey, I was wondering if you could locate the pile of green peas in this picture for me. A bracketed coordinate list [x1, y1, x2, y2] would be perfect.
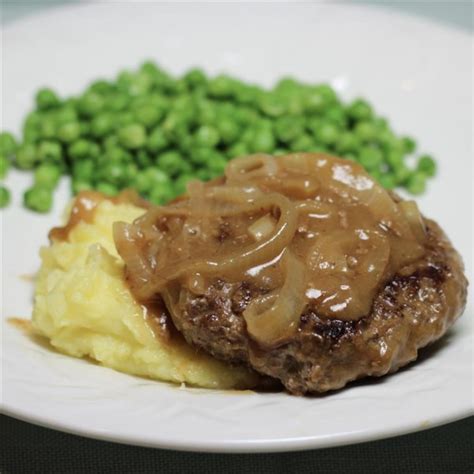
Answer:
[0, 61, 437, 212]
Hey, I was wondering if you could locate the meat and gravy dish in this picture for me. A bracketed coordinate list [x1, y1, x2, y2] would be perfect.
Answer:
[33, 153, 468, 394]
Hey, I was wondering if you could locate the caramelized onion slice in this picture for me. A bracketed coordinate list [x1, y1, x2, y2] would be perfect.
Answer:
[398, 200, 426, 242]
[226, 154, 278, 182]
[113, 221, 154, 299]
[308, 229, 390, 319]
[248, 214, 276, 241]
[243, 251, 307, 348]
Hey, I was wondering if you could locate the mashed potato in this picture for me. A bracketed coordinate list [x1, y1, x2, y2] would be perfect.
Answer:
[32, 199, 259, 389]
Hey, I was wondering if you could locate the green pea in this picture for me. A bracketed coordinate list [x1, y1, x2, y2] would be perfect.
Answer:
[133, 171, 153, 194]
[118, 124, 147, 149]
[156, 151, 183, 176]
[0, 132, 17, 156]
[195, 125, 220, 148]
[176, 135, 194, 155]
[289, 134, 314, 152]
[71, 180, 94, 194]
[417, 154, 437, 177]
[226, 143, 249, 159]
[36, 88, 60, 110]
[358, 146, 383, 170]
[116, 70, 134, 91]
[38, 119, 57, 139]
[386, 150, 404, 170]
[324, 106, 347, 128]
[148, 182, 175, 205]
[80, 122, 90, 136]
[99, 162, 128, 186]
[24, 110, 41, 130]
[117, 112, 136, 127]
[378, 174, 396, 190]
[174, 174, 195, 195]
[34, 164, 61, 189]
[274, 116, 304, 143]
[146, 127, 169, 153]
[55, 107, 78, 125]
[402, 136, 416, 154]
[57, 122, 81, 143]
[37, 140, 62, 162]
[0, 185, 11, 208]
[68, 139, 91, 160]
[208, 75, 236, 98]
[162, 113, 189, 140]
[369, 169, 383, 183]
[78, 91, 105, 117]
[258, 92, 286, 117]
[136, 150, 153, 168]
[207, 154, 227, 175]
[377, 129, 397, 149]
[234, 85, 262, 106]
[88, 142, 101, 160]
[336, 132, 359, 153]
[91, 114, 115, 137]
[15, 144, 37, 169]
[388, 137, 407, 156]
[217, 118, 240, 145]
[346, 99, 372, 121]
[23, 186, 53, 213]
[196, 169, 212, 181]
[148, 94, 170, 114]
[22, 128, 40, 144]
[129, 71, 155, 96]
[139, 60, 160, 77]
[89, 79, 115, 95]
[249, 128, 275, 153]
[183, 68, 207, 88]
[313, 122, 340, 146]
[406, 172, 426, 195]
[103, 134, 120, 150]
[354, 121, 377, 142]
[145, 167, 171, 185]
[394, 165, 411, 185]
[274, 77, 302, 95]
[104, 146, 131, 164]
[172, 95, 195, 116]
[122, 163, 138, 185]
[96, 182, 118, 196]
[190, 147, 215, 166]
[73, 159, 94, 181]
[233, 106, 259, 126]
[374, 117, 389, 131]
[134, 104, 163, 128]
[304, 90, 326, 113]
[316, 84, 338, 103]
[107, 93, 130, 112]
[0, 154, 10, 179]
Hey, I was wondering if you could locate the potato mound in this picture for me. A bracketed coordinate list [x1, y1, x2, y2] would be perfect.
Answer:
[32, 199, 259, 389]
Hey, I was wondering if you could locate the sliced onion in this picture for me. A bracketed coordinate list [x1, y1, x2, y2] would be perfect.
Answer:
[226, 154, 279, 182]
[248, 214, 276, 241]
[398, 200, 426, 242]
[113, 221, 154, 300]
[243, 251, 307, 348]
[308, 229, 390, 319]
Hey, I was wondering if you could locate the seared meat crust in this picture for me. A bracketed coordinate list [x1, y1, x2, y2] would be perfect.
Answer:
[170, 219, 467, 394]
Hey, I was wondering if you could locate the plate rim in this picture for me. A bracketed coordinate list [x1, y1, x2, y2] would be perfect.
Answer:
[3, 399, 473, 453]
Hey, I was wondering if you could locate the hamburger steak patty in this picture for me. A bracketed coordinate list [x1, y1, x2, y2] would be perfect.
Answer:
[169, 219, 467, 394]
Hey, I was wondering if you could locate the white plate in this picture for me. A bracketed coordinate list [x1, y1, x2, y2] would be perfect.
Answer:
[1, 3, 472, 453]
